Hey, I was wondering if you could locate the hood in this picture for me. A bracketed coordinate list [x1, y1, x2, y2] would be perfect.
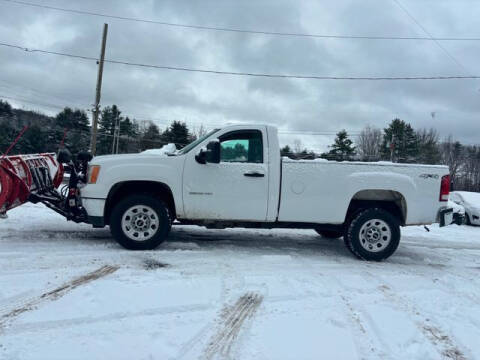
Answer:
[91, 152, 180, 166]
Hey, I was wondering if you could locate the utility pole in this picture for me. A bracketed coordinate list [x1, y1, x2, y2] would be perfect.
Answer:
[90, 23, 108, 156]
[112, 114, 120, 154]
[115, 125, 120, 154]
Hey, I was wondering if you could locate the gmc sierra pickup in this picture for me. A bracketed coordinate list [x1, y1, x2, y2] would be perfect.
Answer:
[80, 124, 453, 261]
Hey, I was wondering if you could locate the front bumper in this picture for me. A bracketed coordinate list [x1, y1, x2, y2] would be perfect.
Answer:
[438, 207, 454, 227]
[81, 197, 106, 217]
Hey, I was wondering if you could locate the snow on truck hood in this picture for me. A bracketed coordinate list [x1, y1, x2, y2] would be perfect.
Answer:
[91, 144, 178, 165]
[90, 149, 176, 165]
[141, 143, 177, 155]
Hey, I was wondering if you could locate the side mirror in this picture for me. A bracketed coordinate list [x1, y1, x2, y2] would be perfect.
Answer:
[205, 141, 220, 164]
[57, 149, 72, 163]
[195, 141, 220, 165]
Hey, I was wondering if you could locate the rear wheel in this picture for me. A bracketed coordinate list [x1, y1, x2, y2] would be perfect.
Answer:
[344, 208, 400, 261]
[315, 229, 343, 239]
[110, 194, 171, 250]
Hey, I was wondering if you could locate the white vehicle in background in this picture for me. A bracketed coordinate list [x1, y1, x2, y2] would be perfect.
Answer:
[450, 191, 480, 226]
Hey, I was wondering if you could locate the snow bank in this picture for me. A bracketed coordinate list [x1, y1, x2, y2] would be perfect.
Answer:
[448, 199, 465, 214]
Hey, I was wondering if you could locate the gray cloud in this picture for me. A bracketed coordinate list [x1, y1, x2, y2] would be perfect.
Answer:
[0, 0, 479, 150]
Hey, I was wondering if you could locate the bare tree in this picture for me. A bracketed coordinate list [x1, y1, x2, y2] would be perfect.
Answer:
[192, 124, 207, 139]
[416, 128, 440, 164]
[439, 136, 463, 188]
[356, 125, 382, 161]
[293, 139, 303, 154]
[459, 145, 480, 192]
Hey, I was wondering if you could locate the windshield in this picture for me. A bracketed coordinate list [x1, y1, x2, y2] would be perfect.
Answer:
[177, 128, 220, 155]
[177, 129, 220, 155]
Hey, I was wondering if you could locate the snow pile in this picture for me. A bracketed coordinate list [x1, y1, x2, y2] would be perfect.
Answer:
[448, 199, 465, 214]
[141, 143, 177, 155]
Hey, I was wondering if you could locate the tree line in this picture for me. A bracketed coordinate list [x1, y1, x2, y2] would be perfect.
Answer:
[281, 118, 479, 192]
[0, 100, 198, 157]
[1, 99, 478, 191]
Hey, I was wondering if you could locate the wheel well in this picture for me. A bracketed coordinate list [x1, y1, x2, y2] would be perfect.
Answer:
[346, 190, 407, 225]
[104, 181, 176, 225]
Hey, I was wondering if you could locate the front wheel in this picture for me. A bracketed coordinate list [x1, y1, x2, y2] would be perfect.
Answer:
[344, 208, 400, 261]
[110, 194, 171, 250]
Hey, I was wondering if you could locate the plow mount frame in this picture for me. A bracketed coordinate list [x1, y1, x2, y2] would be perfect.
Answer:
[0, 151, 90, 223]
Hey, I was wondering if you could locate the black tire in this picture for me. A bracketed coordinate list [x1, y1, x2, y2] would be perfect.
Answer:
[465, 213, 471, 226]
[344, 208, 400, 261]
[110, 194, 171, 250]
[315, 229, 343, 239]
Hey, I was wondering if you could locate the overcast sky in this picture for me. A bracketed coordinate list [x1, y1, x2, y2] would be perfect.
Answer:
[0, 0, 479, 151]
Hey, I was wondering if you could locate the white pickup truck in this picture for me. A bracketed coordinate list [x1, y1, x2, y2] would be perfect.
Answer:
[80, 124, 453, 261]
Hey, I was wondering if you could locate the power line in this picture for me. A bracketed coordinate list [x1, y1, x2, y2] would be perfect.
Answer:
[3, 95, 479, 148]
[0, 93, 365, 140]
[2, 0, 480, 42]
[0, 80, 90, 108]
[0, 94, 68, 110]
[1, 42, 479, 81]
[392, 0, 471, 75]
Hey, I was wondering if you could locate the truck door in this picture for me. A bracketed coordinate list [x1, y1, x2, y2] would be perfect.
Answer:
[183, 128, 269, 221]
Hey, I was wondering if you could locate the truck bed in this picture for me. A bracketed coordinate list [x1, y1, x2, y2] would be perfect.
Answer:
[278, 159, 449, 225]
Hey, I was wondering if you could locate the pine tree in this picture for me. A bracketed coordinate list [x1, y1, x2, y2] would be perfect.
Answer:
[0, 100, 15, 153]
[97, 105, 122, 155]
[54, 107, 90, 154]
[280, 145, 292, 157]
[0, 121, 16, 154]
[381, 119, 418, 163]
[162, 121, 191, 149]
[140, 122, 161, 151]
[323, 130, 356, 161]
[118, 116, 140, 153]
[0, 100, 13, 118]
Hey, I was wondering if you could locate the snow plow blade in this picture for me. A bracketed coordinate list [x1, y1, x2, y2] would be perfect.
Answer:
[0, 153, 63, 216]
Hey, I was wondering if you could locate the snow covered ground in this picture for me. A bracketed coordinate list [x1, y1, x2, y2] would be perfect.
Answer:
[1, 204, 480, 360]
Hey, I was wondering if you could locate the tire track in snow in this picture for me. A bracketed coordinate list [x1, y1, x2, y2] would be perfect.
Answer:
[0, 265, 118, 329]
[203, 292, 263, 360]
[402, 240, 480, 251]
[362, 270, 468, 360]
[374, 261, 480, 331]
[294, 253, 389, 359]
[5, 303, 212, 336]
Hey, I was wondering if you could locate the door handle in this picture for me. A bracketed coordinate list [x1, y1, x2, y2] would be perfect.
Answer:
[244, 171, 265, 177]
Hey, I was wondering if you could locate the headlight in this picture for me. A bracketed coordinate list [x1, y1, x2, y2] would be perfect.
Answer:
[88, 165, 101, 184]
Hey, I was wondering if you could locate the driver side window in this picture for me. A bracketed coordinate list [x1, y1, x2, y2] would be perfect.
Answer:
[219, 130, 263, 163]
